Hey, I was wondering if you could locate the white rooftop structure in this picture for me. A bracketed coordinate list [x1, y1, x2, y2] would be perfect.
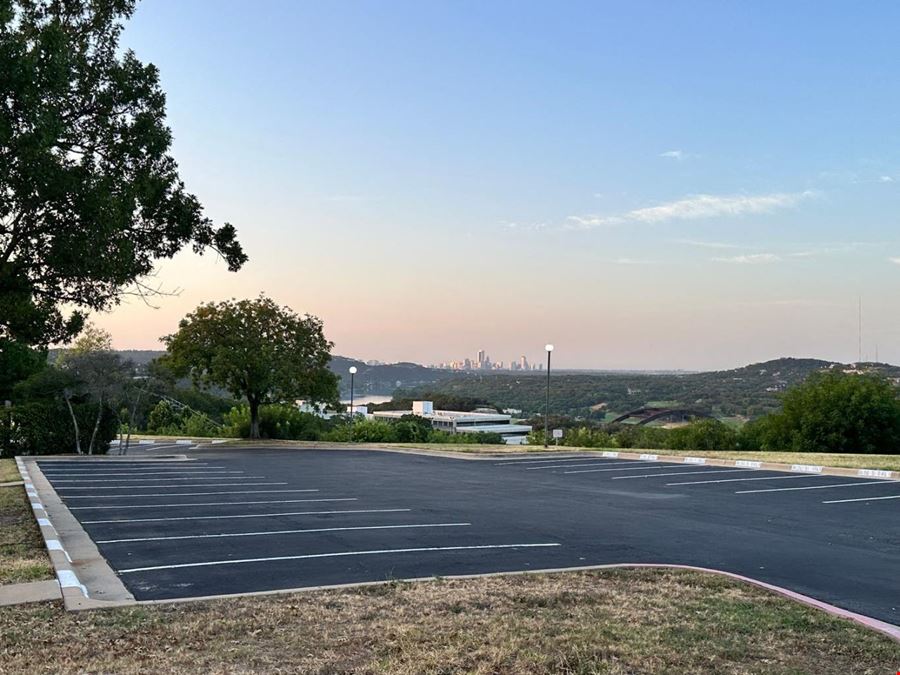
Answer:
[373, 401, 532, 444]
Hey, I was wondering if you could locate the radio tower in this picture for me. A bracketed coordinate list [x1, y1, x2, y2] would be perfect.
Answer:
[857, 296, 862, 364]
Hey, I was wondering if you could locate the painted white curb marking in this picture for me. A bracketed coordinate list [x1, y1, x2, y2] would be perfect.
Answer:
[56, 570, 88, 596]
[791, 464, 823, 474]
[857, 468, 893, 479]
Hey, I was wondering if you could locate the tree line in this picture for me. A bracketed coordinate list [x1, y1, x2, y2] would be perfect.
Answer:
[538, 371, 900, 455]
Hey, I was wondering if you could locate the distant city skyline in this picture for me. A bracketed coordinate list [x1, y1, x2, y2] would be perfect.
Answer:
[431, 349, 545, 372]
[89, 1, 900, 370]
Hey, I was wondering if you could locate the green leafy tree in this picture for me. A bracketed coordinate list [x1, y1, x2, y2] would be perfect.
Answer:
[753, 371, 900, 454]
[0, 0, 246, 348]
[0, 338, 46, 400]
[162, 296, 339, 439]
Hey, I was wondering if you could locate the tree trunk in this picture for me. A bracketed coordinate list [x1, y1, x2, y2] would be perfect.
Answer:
[123, 388, 143, 456]
[249, 398, 260, 439]
[88, 394, 103, 455]
[64, 394, 82, 455]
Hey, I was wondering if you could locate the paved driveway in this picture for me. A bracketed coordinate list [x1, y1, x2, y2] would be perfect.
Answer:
[35, 446, 900, 625]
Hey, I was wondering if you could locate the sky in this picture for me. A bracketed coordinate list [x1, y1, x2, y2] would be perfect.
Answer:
[94, 0, 900, 370]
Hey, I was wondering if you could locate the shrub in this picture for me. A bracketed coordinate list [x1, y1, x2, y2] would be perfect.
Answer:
[182, 411, 221, 437]
[2, 401, 117, 456]
[744, 372, 900, 454]
[667, 419, 738, 451]
[435, 430, 504, 444]
[146, 400, 185, 435]
[223, 404, 333, 440]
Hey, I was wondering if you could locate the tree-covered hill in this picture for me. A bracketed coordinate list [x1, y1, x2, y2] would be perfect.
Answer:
[330, 356, 449, 398]
[398, 358, 900, 420]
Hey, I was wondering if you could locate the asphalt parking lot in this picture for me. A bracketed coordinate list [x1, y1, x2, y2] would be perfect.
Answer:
[35, 445, 900, 625]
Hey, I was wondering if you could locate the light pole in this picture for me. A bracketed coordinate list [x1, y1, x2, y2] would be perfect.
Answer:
[544, 344, 553, 448]
[348, 366, 357, 419]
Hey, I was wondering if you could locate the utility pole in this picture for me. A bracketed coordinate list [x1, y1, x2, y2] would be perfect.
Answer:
[544, 344, 554, 448]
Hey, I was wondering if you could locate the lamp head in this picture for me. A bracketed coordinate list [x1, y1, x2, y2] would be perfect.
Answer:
[545, 344, 554, 352]
[349, 366, 358, 374]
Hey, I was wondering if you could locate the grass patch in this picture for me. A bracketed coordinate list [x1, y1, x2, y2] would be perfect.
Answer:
[0, 458, 20, 483]
[0, 476, 54, 585]
[0, 569, 896, 673]
[630, 449, 900, 471]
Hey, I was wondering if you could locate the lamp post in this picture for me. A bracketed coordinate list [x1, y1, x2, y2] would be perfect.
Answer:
[544, 344, 553, 448]
[348, 366, 357, 418]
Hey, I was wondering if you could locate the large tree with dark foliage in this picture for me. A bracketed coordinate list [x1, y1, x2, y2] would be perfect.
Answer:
[0, 0, 246, 348]
[162, 296, 339, 439]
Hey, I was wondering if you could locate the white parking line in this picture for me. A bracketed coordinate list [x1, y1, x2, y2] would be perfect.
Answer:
[49, 475, 254, 483]
[822, 494, 900, 504]
[96, 522, 472, 544]
[564, 464, 681, 475]
[37, 461, 207, 465]
[70, 497, 358, 510]
[64, 489, 326, 501]
[42, 470, 230, 477]
[667, 475, 830, 486]
[495, 457, 609, 466]
[82, 508, 412, 524]
[118, 543, 563, 574]
[736, 480, 898, 494]
[612, 469, 758, 480]
[526, 460, 666, 471]
[57, 482, 284, 491]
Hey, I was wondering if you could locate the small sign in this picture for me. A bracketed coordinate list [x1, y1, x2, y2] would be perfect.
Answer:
[552, 429, 564, 439]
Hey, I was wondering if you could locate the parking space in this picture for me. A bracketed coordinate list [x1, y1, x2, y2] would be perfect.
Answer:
[494, 453, 900, 506]
[30, 446, 900, 626]
[35, 448, 565, 600]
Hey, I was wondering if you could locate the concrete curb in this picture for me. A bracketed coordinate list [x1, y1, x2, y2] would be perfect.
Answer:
[515, 449, 900, 482]
[14, 456, 71, 602]
[16, 456, 137, 611]
[0, 579, 62, 606]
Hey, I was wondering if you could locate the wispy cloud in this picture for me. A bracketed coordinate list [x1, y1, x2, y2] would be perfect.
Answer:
[890, 257, 900, 265]
[712, 253, 782, 264]
[568, 190, 815, 229]
[879, 175, 895, 183]
[659, 150, 686, 160]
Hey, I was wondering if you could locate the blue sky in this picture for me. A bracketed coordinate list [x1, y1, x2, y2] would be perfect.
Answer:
[101, 1, 900, 369]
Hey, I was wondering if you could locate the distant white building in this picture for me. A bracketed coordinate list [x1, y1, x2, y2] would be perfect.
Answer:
[372, 400, 532, 445]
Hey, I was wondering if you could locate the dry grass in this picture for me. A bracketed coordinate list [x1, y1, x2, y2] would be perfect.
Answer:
[1, 569, 897, 673]
[624, 449, 900, 471]
[0, 458, 20, 483]
[0, 473, 55, 585]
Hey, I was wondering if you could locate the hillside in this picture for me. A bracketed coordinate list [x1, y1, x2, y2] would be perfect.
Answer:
[47, 349, 448, 398]
[330, 356, 449, 397]
[398, 358, 900, 420]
